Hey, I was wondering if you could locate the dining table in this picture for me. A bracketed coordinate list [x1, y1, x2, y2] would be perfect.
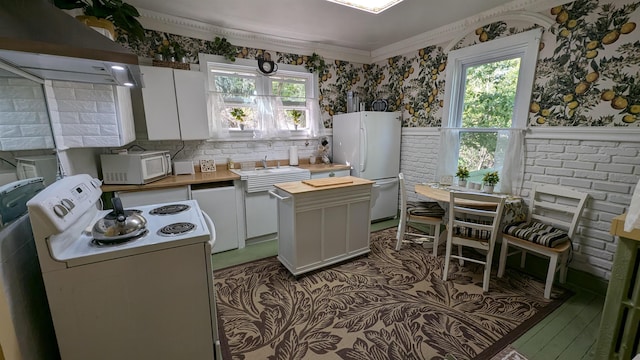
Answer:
[414, 183, 527, 228]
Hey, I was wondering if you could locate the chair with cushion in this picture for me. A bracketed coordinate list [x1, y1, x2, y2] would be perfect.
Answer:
[396, 173, 445, 255]
[497, 183, 589, 299]
[442, 191, 506, 292]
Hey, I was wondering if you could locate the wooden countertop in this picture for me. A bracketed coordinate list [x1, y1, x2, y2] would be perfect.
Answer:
[101, 163, 351, 193]
[610, 213, 640, 241]
[274, 176, 373, 194]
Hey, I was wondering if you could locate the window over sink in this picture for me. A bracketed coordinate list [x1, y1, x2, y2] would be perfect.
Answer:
[199, 54, 320, 140]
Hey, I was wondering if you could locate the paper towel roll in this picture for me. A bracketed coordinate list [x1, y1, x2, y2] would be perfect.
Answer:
[289, 146, 299, 166]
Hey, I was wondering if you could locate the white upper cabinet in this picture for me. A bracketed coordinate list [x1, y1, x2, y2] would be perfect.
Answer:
[138, 66, 209, 141]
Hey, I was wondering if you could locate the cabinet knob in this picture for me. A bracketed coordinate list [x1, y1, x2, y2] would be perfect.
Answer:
[329, 172, 335, 177]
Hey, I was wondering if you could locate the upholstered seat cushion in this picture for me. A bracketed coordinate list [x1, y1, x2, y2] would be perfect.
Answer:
[503, 221, 570, 247]
[407, 201, 445, 217]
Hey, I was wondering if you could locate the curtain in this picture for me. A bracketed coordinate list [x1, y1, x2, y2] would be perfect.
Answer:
[495, 129, 525, 195]
[307, 98, 322, 138]
[208, 92, 230, 139]
[252, 96, 291, 139]
[436, 128, 460, 182]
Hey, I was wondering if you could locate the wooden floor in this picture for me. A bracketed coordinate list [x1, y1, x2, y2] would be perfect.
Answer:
[212, 219, 605, 360]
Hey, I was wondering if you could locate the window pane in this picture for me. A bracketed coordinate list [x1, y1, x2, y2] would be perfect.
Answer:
[458, 131, 498, 182]
[213, 71, 256, 101]
[271, 77, 306, 105]
[462, 58, 520, 128]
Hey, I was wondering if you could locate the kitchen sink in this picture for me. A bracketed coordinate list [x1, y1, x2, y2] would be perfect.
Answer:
[231, 166, 308, 177]
[231, 166, 310, 192]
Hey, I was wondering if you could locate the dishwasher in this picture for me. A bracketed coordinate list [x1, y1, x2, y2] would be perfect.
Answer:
[191, 181, 239, 253]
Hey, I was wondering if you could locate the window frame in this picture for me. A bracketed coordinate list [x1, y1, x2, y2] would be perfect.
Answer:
[442, 28, 541, 130]
[199, 54, 317, 135]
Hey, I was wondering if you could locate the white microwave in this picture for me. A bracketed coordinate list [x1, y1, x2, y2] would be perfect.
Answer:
[100, 151, 172, 185]
[15, 155, 58, 186]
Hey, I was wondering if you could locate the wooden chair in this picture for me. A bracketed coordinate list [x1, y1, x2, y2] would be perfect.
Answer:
[395, 173, 444, 256]
[443, 191, 506, 292]
[497, 184, 589, 299]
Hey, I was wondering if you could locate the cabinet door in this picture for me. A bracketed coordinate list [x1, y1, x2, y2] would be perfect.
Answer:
[140, 66, 180, 140]
[192, 187, 239, 253]
[245, 191, 277, 239]
[114, 86, 135, 145]
[173, 70, 210, 140]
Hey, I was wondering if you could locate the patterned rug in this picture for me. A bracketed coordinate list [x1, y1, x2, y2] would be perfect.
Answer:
[214, 228, 570, 360]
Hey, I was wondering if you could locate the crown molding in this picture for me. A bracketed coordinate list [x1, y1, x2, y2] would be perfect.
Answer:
[138, 9, 372, 64]
[137, 0, 575, 64]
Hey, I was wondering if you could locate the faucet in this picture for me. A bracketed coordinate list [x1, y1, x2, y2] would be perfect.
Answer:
[261, 155, 268, 169]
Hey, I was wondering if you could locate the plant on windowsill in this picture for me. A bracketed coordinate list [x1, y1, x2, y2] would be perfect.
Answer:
[455, 165, 470, 187]
[482, 171, 500, 193]
[289, 110, 302, 130]
[53, 0, 145, 42]
[231, 108, 247, 130]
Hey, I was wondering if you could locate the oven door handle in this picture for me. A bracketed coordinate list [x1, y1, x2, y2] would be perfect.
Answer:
[201, 210, 216, 249]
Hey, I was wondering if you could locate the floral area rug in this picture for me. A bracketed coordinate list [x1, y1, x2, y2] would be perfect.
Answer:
[213, 227, 569, 360]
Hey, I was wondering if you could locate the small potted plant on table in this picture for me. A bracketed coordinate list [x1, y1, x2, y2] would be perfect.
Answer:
[231, 108, 247, 130]
[482, 171, 500, 193]
[289, 110, 302, 130]
[456, 165, 470, 187]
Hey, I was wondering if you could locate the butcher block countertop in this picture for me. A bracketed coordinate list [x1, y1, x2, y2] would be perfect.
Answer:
[101, 163, 352, 193]
[274, 176, 373, 194]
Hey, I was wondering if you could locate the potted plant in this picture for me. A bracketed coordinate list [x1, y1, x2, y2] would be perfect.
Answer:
[231, 108, 247, 130]
[54, 0, 145, 42]
[455, 165, 470, 187]
[482, 171, 500, 193]
[289, 110, 303, 130]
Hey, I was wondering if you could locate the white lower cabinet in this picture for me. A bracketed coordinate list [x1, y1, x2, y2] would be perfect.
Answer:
[274, 181, 372, 276]
[191, 184, 239, 254]
[245, 191, 278, 239]
[310, 169, 350, 179]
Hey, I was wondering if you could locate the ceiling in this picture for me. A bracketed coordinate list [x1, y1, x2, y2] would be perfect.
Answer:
[127, 0, 515, 52]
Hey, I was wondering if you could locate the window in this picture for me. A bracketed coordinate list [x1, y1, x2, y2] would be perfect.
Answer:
[440, 29, 541, 193]
[200, 55, 318, 138]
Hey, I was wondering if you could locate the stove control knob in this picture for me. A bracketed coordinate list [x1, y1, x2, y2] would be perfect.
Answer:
[53, 204, 69, 218]
[61, 198, 75, 210]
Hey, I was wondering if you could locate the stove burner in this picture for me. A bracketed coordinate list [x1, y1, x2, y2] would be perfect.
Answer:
[149, 204, 191, 216]
[158, 222, 196, 236]
[91, 229, 148, 247]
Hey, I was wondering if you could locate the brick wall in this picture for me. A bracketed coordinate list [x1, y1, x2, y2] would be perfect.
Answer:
[400, 130, 640, 280]
[0, 77, 54, 150]
[131, 137, 330, 168]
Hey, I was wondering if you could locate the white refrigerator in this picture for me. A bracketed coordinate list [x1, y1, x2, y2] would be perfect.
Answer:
[332, 111, 401, 221]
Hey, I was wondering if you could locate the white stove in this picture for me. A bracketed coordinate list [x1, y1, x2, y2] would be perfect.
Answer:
[27, 174, 220, 360]
[46, 199, 212, 267]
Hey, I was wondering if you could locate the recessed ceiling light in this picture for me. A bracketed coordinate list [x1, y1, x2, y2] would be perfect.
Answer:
[326, 0, 403, 14]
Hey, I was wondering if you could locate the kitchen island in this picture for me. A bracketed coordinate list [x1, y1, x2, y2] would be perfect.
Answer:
[273, 176, 374, 276]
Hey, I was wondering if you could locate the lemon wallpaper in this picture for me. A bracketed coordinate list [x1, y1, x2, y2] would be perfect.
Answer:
[120, 0, 640, 129]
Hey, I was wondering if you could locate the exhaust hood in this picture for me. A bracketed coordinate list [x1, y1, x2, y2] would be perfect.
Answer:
[0, 0, 142, 87]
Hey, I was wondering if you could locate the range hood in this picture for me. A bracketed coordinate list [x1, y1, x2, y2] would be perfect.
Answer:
[0, 0, 142, 87]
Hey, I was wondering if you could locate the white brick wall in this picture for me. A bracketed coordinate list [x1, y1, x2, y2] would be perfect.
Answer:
[0, 77, 54, 150]
[47, 81, 129, 148]
[524, 138, 640, 280]
[126, 137, 331, 168]
[399, 129, 639, 281]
